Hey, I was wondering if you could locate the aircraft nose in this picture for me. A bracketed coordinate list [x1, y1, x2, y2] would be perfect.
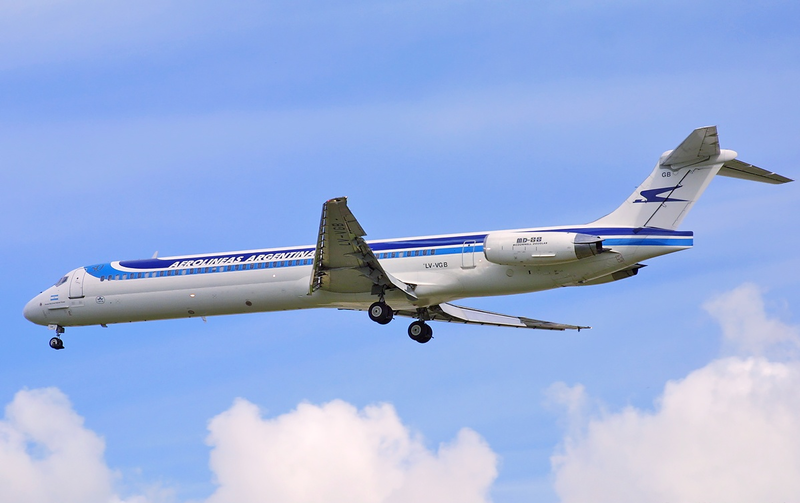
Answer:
[23, 295, 46, 325]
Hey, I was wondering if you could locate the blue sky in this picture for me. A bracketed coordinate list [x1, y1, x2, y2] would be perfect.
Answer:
[3, 1, 800, 502]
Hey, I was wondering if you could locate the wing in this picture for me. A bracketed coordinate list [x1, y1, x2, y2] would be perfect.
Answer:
[308, 197, 417, 299]
[395, 302, 589, 331]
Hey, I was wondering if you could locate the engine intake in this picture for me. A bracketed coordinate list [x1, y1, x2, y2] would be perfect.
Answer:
[483, 232, 604, 266]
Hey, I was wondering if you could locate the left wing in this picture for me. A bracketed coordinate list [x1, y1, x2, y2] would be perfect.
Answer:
[395, 302, 589, 331]
[308, 197, 417, 299]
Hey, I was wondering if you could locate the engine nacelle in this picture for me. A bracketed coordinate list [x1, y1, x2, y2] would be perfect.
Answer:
[483, 232, 604, 266]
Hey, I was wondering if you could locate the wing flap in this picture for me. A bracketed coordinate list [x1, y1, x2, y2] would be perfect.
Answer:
[395, 302, 589, 331]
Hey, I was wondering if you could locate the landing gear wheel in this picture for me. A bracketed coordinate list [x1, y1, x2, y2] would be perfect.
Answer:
[408, 321, 433, 344]
[49, 337, 64, 350]
[368, 302, 393, 325]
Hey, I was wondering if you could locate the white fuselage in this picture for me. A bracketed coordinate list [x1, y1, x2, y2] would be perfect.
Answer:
[23, 224, 691, 328]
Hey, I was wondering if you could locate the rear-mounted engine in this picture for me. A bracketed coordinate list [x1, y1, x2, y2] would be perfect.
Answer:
[483, 232, 604, 266]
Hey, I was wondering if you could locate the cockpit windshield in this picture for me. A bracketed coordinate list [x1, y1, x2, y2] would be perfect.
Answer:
[54, 275, 69, 287]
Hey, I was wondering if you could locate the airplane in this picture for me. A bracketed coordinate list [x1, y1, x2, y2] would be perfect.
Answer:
[24, 126, 792, 349]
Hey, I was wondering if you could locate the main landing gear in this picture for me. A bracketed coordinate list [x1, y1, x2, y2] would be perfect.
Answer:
[49, 325, 65, 350]
[368, 301, 394, 325]
[408, 320, 433, 344]
[367, 301, 434, 344]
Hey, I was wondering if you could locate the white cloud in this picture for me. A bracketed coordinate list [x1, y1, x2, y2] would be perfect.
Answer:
[0, 387, 149, 503]
[703, 282, 800, 358]
[544, 382, 591, 439]
[204, 398, 498, 503]
[0, 388, 498, 503]
[550, 284, 800, 503]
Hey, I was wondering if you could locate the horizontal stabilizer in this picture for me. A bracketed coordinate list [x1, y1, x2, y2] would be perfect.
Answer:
[719, 159, 793, 184]
[395, 303, 589, 331]
[592, 126, 793, 230]
[662, 126, 720, 166]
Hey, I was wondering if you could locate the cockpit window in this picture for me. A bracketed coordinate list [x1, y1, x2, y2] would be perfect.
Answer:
[54, 275, 69, 287]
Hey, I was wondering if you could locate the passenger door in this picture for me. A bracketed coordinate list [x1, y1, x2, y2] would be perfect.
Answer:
[69, 268, 86, 299]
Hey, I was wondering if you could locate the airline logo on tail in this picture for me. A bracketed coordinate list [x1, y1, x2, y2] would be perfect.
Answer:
[633, 185, 687, 204]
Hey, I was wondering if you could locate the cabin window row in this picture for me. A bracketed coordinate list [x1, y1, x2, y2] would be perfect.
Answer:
[376, 249, 436, 259]
[98, 258, 315, 281]
[97, 249, 438, 281]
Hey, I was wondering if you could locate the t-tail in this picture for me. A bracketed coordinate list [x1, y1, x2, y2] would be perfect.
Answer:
[592, 126, 792, 230]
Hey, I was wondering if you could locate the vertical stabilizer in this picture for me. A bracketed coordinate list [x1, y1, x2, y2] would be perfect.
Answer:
[592, 126, 735, 230]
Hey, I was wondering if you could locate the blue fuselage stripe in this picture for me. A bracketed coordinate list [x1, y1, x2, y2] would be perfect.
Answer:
[603, 238, 693, 246]
[82, 226, 693, 280]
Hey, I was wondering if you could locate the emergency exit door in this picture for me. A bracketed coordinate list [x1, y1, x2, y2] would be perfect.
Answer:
[461, 241, 476, 269]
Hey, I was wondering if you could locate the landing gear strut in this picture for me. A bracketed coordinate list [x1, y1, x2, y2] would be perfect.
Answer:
[408, 320, 433, 344]
[49, 325, 65, 350]
[368, 301, 394, 325]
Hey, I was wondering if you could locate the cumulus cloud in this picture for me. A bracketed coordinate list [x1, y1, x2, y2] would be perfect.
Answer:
[204, 398, 498, 503]
[704, 282, 800, 358]
[550, 284, 800, 503]
[0, 389, 497, 503]
[0, 387, 149, 503]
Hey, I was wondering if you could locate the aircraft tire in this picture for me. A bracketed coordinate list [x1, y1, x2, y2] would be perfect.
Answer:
[408, 321, 432, 343]
[49, 337, 64, 350]
[369, 302, 393, 325]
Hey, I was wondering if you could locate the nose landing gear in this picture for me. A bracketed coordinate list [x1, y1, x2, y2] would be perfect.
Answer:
[48, 325, 65, 350]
